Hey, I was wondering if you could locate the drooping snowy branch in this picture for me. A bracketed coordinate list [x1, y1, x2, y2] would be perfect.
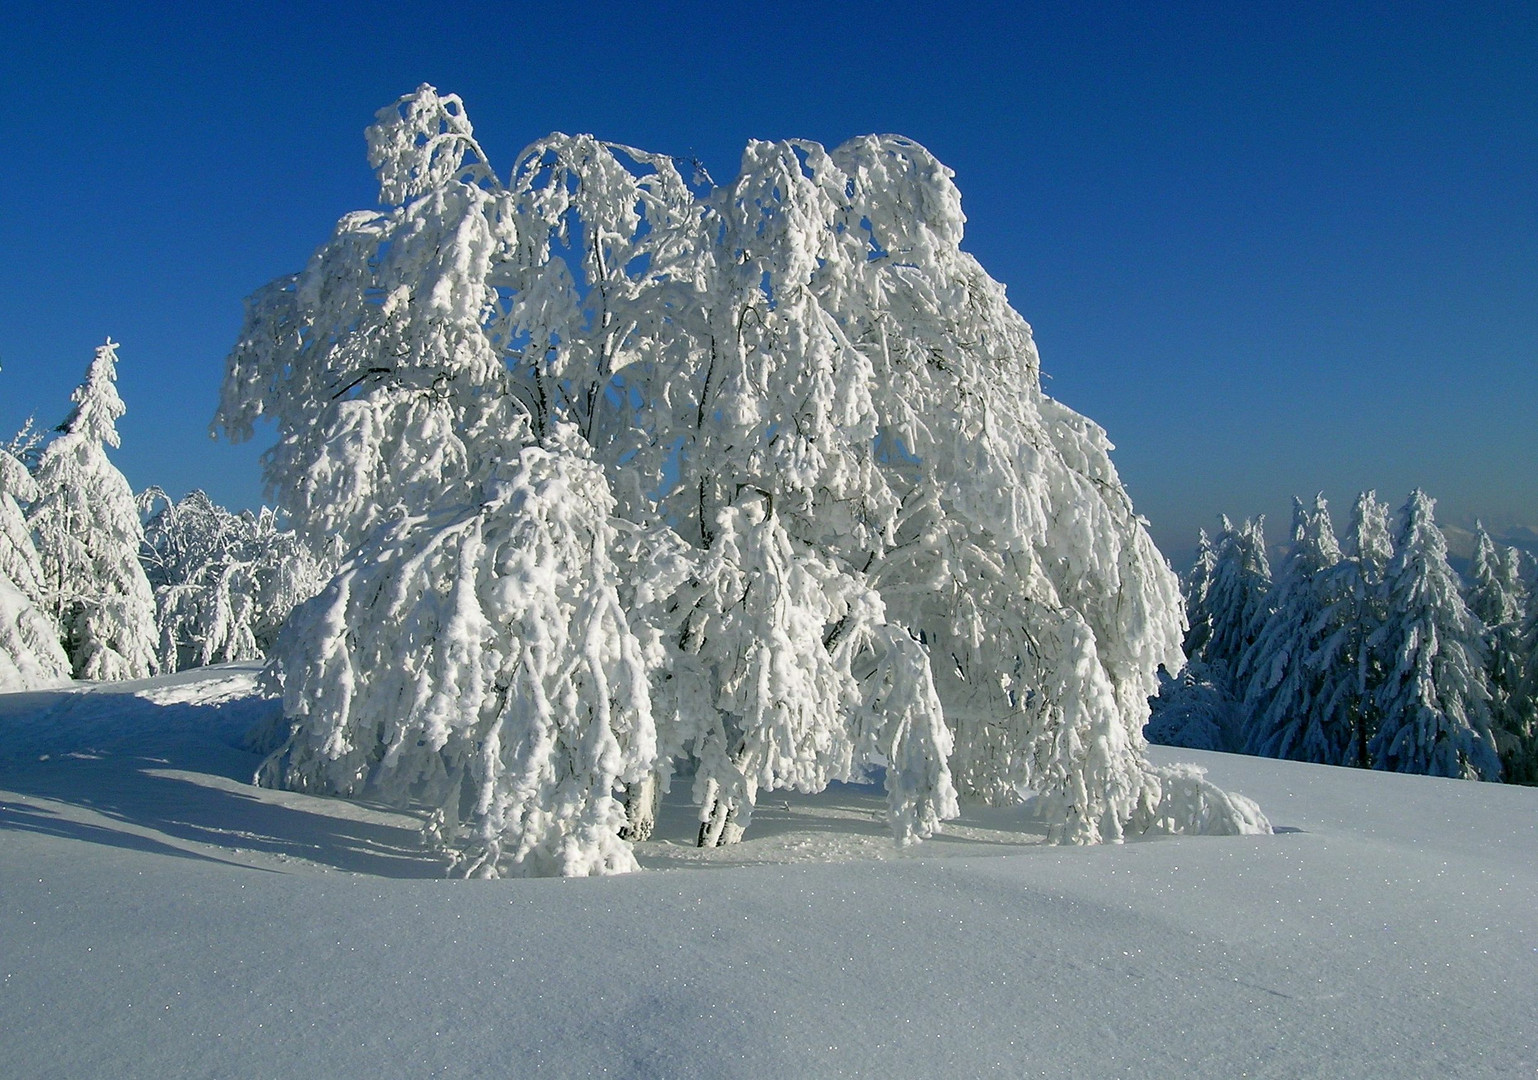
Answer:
[260, 427, 671, 876]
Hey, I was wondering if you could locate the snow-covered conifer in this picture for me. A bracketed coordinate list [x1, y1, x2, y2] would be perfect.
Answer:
[28, 341, 157, 680]
[1191, 516, 1272, 696]
[1144, 660, 1241, 752]
[1182, 529, 1219, 659]
[0, 446, 69, 689]
[1514, 576, 1538, 784]
[1241, 496, 1347, 762]
[1470, 526, 1535, 782]
[1368, 491, 1500, 779]
[1310, 490, 1395, 768]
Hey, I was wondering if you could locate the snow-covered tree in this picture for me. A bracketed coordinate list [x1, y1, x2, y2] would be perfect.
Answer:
[1469, 526, 1535, 782]
[28, 341, 157, 680]
[1188, 516, 1272, 696]
[1146, 526, 1248, 754]
[1368, 491, 1500, 779]
[1181, 528, 1220, 659]
[140, 489, 328, 671]
[1144, 660, 1241, 751]
[1515, 575, 1538, 784]
[1311, 490, 1395, 768]
[0, 445, 69, 689]
[222, 86, 1265, 875]
[1241, 496, 1347, 763]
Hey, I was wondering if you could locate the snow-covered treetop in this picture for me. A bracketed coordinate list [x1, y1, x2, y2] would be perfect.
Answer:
[59, 340, 126, 449]
[1343, 490, 1393, 580]
[1194, 515, 1272, 676]
[367, 84, 494, 206]
[1470, 522, 1523, 630]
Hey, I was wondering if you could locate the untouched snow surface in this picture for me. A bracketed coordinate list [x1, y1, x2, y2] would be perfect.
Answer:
[1, 665, 1534, 1079]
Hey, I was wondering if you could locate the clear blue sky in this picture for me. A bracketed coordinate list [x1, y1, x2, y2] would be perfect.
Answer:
[1, 1, 1533, 564]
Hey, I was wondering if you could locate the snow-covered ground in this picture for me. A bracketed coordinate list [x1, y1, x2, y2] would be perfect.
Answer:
[1, 665, 1533, 1079]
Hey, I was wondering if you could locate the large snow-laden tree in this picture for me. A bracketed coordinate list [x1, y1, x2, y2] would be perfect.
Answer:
[28, 341, 158, 681]
[0, 445, 70, 690]
[644, 130, 1242, 843]
[1368, 491, 1501, 780]
[221, 86, 1266, 875]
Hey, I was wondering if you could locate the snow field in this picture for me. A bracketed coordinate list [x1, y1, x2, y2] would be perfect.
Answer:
[1, 667, 1533, 1078]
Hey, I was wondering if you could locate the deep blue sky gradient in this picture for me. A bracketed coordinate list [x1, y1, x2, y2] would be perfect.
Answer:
[1, 1, 1533, 564]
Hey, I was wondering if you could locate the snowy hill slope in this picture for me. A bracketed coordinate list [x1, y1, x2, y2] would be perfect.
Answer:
[1, 666, 1534, 1078]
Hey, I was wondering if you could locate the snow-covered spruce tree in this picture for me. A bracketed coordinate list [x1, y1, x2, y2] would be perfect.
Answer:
[221, 86, 1265, 873]
[1240, 496, 1348, 763]
[1310, 491, 1395, 768]
[1190, 516, 1273, 697]
[1143, 661, 1241, 751]
[28, 341, 157, 680]
[1145, 530, 1240, 753]
[0, 444, 69, 689]
[1469, 525, 1535, 782]
[1515, 572, 1538, 784]
[1181, 528, 1220, 659]
[140, 489, 329, 671]
[1368, 491, 1500, 779]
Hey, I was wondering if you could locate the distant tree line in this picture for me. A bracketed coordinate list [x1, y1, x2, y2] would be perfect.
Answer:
[1149, 491, 1537, 784]
[0, 341, 327, 691]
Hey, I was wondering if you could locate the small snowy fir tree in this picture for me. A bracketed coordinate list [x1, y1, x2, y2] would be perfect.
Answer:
[1368, 491, 1500, 779]
[1469, 526, 1534, 782]
[1190, 516, 1273, 698]
[1146, 530, 1239, 753]
[140, 489, 329, 671]
[28, 341, 158, 680]
[1144, 660, 1241, 751]
[1181, 528, 1220, 659]
[0, 444, 69, 689]
[1310, 491, 1395, 768]
[1514, 565, 1538, 784]
[1240, 496, 1349, 763]
[221, 86, 1266, 875]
